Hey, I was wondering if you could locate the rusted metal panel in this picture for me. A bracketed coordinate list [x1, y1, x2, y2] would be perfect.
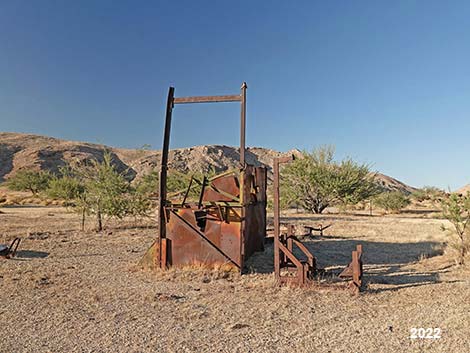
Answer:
[220, 221, 243, 266]
[243, 203, 265, 258]
[166, 208, 240, 269]
[203, 175, 240, 202]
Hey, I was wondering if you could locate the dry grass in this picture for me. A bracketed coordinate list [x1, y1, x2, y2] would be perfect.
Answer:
[0, 206, 469, 352]
[0, 187, 63, 207]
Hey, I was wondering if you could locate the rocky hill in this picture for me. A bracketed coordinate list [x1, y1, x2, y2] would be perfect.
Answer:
[373, 172, 416, 195]
[455, 184, 470, 195]
[0, 132, 415, 193]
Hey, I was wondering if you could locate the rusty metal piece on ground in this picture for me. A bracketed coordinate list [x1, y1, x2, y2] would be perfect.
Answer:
[273, 156, 318, 286]
[339, 244, 364, 294]
[140, 83, 267, 272]
[273, 157, 365, 291]
[0, 238, 21, 259]
[304, 223, 332, 237]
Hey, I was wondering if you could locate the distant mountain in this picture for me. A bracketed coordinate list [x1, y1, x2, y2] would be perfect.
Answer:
[0, 132, 415, 194]
[373, 172, 417, 195]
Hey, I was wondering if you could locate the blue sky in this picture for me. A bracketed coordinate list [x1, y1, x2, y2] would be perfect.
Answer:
[1, 1, 470, 189]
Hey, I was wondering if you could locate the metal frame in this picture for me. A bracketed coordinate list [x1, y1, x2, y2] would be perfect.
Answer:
[157, 83, 248, 268]
[138, 83, 267, 272]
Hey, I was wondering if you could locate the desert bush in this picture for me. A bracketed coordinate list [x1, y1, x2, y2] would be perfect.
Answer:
[47, 152, 162, 231]
[46, 167, 85, 202]
[134, 170, 159, 196]
[280, 146, 379, 213]
[45, 152, 132, 231]
[74, 152, 131, 231]
[6, 170, 52, 196]
[412, 186, 445, 203]
[372, 191, 410, 213]
[440, 193, 470, 265]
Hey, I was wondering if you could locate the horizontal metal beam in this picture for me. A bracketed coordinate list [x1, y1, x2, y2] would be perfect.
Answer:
[173, 94, 241, 104]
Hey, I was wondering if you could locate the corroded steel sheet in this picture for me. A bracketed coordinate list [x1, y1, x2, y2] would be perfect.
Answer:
[203, 175, 240, 202]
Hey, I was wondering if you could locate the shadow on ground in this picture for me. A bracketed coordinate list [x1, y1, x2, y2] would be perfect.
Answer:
[245, 237, 444, 291]
[15, 250, 49, 259]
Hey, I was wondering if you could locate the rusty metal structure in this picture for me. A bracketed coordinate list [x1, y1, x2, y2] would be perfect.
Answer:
[273, 156, 317, 285]
[339, 244, 363, 294]
[273, 156, 364, 293]
[141, 83, 267, 271]
[0, 238, 21, 259]
[304, 223, 332, 237]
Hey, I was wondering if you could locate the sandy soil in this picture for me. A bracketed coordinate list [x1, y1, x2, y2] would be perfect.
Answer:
[1, 207, 469, 353]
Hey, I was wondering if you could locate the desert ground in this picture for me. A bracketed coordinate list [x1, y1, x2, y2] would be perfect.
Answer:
[1, 205, 469, 353]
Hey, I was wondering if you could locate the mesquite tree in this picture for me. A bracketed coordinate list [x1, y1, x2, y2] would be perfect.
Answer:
[281, 146, 378, 213]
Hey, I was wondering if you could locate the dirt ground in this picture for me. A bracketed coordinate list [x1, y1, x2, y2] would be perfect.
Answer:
[1, 206, 469, 353]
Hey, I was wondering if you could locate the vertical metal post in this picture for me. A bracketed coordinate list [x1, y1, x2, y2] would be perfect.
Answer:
[157, 87, 174, 268]
[273, 156, 293, 281]
[273, 158, 280, 279]
[240, 82, 247, 168]
[239, 82, 247, 271]
[352, 250, 360, 294]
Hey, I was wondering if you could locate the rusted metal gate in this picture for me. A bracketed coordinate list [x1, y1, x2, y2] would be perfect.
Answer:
[141, 83, 267, 271]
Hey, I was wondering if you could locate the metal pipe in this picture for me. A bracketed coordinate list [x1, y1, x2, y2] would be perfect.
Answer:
[273, 158, 280, 279]
[240, 82, 247, 167]
[174, 94, 241, 104]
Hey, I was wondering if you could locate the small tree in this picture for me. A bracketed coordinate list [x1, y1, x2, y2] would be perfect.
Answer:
[81, 152, 130, 231]
[6, 170, 52, 196]
[46, 167, 84, 202]
[440, 193, 470, 265]
[372, 191, 410, 213]
[280, 146, 378, 213]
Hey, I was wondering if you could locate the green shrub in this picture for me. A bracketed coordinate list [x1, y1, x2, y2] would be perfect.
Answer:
[373, 191, 410, 213]
[6, 170, 52, 195]
[440, 193, 470, 265]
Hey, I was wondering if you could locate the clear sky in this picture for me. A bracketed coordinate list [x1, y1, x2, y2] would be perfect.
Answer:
[1, 1, 470, 190]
